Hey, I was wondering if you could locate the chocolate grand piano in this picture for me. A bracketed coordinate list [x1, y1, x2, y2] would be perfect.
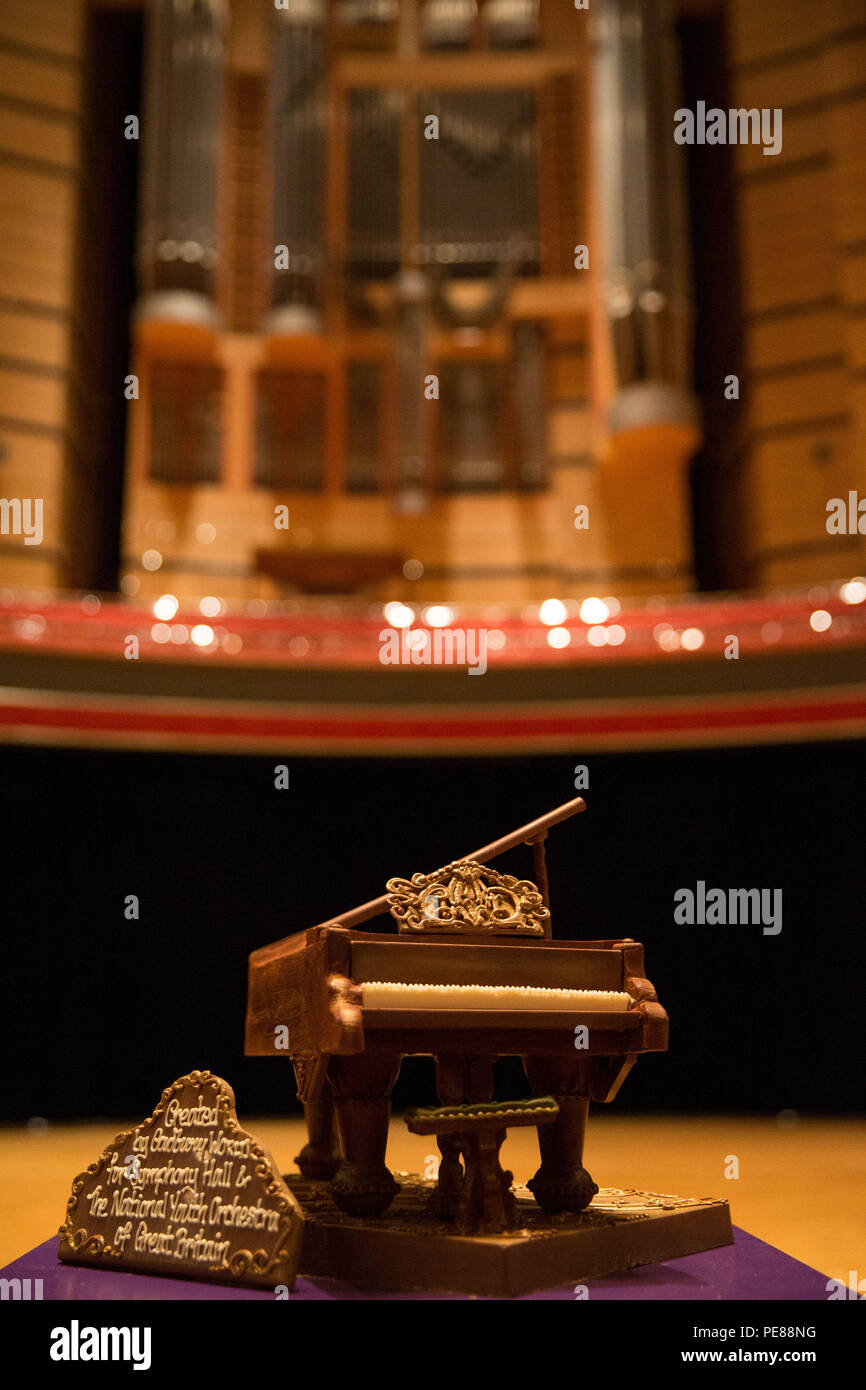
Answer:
[245, 798, 668, 1221]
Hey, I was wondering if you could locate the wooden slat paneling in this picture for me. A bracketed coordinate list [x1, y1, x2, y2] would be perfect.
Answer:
[748, 308, 844, 368]
[0, 431, 65, 481]
[0, 0, 80, 590]
[0, 0, 82, 60]
[736, 109, 829, 176]
[548, 403, 590, 458]
[0, 108, 77, 168]
[0, 255, 69, 310]
[750, 366, 848, 432]
[0, 309, 68, 366]
[841, 249, 866, 303]
[829, 96, 866, 247]
[743, 443, 857, 563]
[735, 52, 835, 112]
[739, 169, 835, 312]
[0, 53, 80, 115]
[548, 351, 588, 399]
[729, 0, 840, 67]
[0, 366, 66, 426]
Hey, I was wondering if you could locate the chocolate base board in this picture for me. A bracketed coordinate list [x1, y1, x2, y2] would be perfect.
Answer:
[287, 1174, 733, 1297]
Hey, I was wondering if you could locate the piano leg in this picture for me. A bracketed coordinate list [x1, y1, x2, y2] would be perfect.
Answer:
[294, 1094, 341, 1182]
[429, 1056, 495, 1219]
[327, 1052, 402, 1218]
[523, 1057, 599, 1214]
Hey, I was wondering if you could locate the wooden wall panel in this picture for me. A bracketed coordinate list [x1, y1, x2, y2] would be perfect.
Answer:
[548, 403, 591, 458]
[0, 163, 75, 220]
[735, 52, 836, 112]
[847, 316, 866, 371]
[830, 96, 866, 248]
[0, 53, 79, 115]
[0, 310, 68, 366]
[728, 2, 838, 66]
[736, 110, 827, 175]
[0, 0, 81, 588]
[548, 350, 589, 399]
[0, 430, 65, 550]
[750, 367, 848, 432]
[728, 0, 866, 585]
[0, 109, 77, 168]
[0, 0, 82, 57]
[0, 433, 66, 483]
[0, 259, 68, 310]
[0, 367, 66, 427]
[748, 309, 843, 369]
[841, 249, 866, 303]
[738, 170, 835, 313]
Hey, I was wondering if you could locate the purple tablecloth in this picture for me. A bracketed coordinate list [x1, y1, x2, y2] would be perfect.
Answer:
[0, 1228, 833, 1300]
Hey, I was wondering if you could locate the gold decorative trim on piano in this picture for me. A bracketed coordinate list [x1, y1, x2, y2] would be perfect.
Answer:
[386, 859, 550, 935]
[360, 981, 631, 1011]
[583, 1188, 730, 1215]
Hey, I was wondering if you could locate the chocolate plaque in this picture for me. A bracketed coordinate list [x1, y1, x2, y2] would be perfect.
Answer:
[58, 1070, 304, 1289]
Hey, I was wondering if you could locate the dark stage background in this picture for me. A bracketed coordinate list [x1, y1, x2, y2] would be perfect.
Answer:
[2, 740, 863, 1121]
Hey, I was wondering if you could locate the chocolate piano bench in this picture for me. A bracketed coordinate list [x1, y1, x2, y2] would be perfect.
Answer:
[406, 1096, 560, 1235]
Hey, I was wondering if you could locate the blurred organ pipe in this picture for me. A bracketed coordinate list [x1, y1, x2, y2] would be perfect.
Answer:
[593, 0, 699, 447]
[514, 321, 546, 488]
[483, 0, 539, 50]
[135, 0, 227, 327]
[421, 0, 477, 51]
[269, 0, 327, 334]
[394, 270, 432, 513]
[591, 0, 700, 588]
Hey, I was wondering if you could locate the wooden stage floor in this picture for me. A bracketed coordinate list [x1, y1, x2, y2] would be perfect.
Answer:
[1, 1113, 861, 1287]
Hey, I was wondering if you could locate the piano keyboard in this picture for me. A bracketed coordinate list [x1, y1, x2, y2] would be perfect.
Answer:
[359, 982, 631, 1011]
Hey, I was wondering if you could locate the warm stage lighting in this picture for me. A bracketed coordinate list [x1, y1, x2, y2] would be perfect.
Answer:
[383, 602, 414, 628]
[424, 605, 455, 627]
[840, 578, 866, 605]
[539, 598, 568, 626]
[579, 597, 610, 625]
[153, 594, 179, 621]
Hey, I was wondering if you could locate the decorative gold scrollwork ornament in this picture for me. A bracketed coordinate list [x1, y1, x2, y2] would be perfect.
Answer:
[386, 859, 549, 936]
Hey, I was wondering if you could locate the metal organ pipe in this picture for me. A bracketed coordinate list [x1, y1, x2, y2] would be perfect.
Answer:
[394, 270, 432, 512]
[592, 0, 699, 437]
[421, 1, 477, 50]
[136, 0, 227, 327]
[483, 0, 539, 49]
[269, 0, 327, 335]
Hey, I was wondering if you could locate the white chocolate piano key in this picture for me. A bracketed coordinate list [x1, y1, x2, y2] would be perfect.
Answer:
[359, 981, 631, 1011]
